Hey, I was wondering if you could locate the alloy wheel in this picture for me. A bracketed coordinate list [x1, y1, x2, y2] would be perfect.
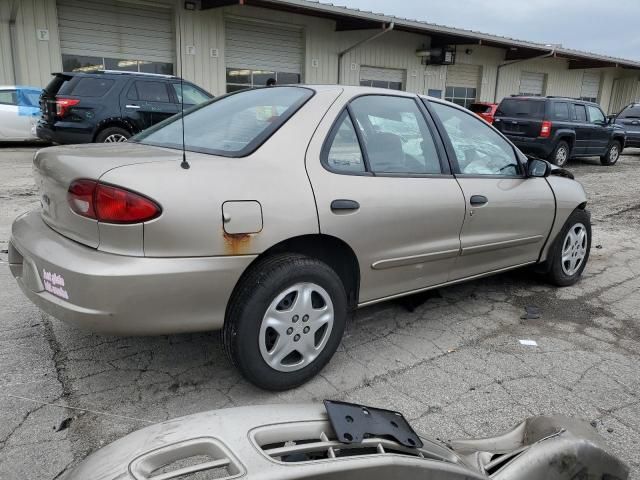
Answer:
[259, 282, 334, 372]
[609, 145, 620, 163]
[556, 147, 568, 166]
[561, 223, 588, 276]
[103, 134, 128, 143]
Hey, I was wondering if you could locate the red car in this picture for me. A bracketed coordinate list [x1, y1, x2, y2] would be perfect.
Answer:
[469, 102, 498, 124]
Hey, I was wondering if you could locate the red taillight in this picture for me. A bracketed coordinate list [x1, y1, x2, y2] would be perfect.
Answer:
[55, 97, 80, 117]
[540, 120, 552, 138]
[67, 180, 161, 224]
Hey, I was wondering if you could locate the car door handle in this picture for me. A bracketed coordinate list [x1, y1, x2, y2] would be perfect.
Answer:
[331, 199, 360, 212]
[125, 104, 141, 109]
[470, 195, 488, 206]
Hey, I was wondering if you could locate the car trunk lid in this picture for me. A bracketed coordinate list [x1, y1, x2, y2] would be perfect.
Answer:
[40, 73, 72, 125]
[494, 98, 546, 138]
[34, 142, 180, 248]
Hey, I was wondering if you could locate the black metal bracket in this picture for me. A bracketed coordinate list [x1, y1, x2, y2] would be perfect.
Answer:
[324, 400, 423, 448]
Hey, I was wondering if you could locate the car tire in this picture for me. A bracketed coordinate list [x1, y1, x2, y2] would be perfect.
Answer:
[95, 126, 131, 143]
[600, 140, 621, 166]
[223, 253, 347, 391]
[549, 140, 570, 167]
[546, 209, 591, 287]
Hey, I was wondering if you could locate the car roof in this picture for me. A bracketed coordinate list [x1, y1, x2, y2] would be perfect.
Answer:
[54, 70, 179, 80]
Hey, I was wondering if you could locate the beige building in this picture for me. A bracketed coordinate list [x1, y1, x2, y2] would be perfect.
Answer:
[2, 0, 639, 113]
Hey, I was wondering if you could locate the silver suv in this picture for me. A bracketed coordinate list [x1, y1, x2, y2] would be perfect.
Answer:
[9, 86, 590, 390]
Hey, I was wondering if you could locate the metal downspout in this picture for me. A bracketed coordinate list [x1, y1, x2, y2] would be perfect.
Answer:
[493, 48, 556, 102]
[337, 22, 395, 85]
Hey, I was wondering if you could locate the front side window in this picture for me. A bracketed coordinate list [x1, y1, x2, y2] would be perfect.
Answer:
[618, 105, 640, 119]
[172, 83, 211, 105]
[349, 96, 441, 174]
[134, 86, 312, 156]
[0, 90, 17, 105]
[324, 112, 365, 173]
[431, 102, 519, 176]
[587, 106, 605, 124]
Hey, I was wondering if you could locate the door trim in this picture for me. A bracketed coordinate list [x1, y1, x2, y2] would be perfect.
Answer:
[358, 260, 537, 307]
[461, 235, 544, 256]
[372, 248, 460, 270]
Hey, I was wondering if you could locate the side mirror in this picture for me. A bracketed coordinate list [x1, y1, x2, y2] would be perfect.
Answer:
[527, 158, 551, 178]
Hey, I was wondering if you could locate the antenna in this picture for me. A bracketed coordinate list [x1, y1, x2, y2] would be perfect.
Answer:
[178, 15, 190, 170]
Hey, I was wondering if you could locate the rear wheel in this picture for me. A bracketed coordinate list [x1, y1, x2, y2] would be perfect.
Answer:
[549, 140, 570, 167]
[223, 253, 347, 391]
[546, 209, 591, 286]
[95, 126, 131, 143]
[600, 140, 621, 166]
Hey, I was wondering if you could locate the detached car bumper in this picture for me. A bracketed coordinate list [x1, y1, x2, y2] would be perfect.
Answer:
[9, 211, 255, 335]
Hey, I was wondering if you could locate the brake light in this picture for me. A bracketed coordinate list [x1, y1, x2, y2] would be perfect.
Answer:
[540, 120, 552, 138]
[67, 180, 161, 224]
[55, 97, 80, 117]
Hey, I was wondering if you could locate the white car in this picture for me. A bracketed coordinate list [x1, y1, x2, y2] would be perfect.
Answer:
[0, 86, 42, 141]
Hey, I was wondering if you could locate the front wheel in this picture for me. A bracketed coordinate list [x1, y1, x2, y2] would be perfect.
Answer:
[223, 254, 347, 391]
[546, 209, 591, 286]
[600, 140, 621, 166]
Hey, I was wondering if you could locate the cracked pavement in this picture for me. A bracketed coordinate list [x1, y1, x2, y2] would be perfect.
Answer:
[1, 145, 639, 479]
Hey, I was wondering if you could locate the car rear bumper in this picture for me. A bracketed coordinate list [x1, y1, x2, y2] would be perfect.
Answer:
[9, 210, 255, 335]
[36, 122, 93, 144]
[507, 136, 554, 158]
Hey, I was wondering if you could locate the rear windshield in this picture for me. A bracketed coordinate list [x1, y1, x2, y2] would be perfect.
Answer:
[469, 104, 491, 114]
[496, 99, 545, 119]
[619, 105, 640, 119]
[133, 87, 313, 157]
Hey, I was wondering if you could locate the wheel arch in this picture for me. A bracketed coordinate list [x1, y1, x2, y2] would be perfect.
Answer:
[554, 131, 575, 151]
[228, 234, 361, 314]
[92, 118, 138, 142]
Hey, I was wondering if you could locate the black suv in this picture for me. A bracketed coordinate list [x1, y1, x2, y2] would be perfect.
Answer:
[37, 71, 212, 144]
[493, 96, 626, 166]
[610, 103, 640, 149]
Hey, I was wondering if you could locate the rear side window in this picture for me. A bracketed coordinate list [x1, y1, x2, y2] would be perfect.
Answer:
[134, 86, 313, 157]
[552, 102, 569, 120]
[324, 112, 365, 173]
[573, 104, 587, 122]
[134, 81, 171, 103]
[69, 78, 115, 97]
[619, 106, 640, 119]
[495, 99, 545, 119]
[349, 96, 441, 174]
[0, 90, 17, 105]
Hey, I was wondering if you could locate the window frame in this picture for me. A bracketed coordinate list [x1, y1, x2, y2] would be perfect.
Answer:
[320, 93, 452, 178]
[572, 103, 588, 123]
[423, 98, 527, 179]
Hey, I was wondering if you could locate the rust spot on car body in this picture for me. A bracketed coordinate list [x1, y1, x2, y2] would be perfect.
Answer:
[223, 231, 253, 255]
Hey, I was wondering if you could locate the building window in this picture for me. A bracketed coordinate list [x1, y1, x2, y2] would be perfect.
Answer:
[580, 96, 598, 103]
[62, 54, 173, 75]
[226, 69, 301, 92]
[359, 79, 403, 90]
[444, 86, 477, 108]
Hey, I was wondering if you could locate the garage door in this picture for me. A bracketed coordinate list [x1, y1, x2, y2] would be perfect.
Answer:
[225, 19, 303, 92]
[519, 71, 546, 96]
[359, 66, 405, 90]
[580, 71, 601, 103]
[445, 64, 481, 107]
[57, 0, 174, 74]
